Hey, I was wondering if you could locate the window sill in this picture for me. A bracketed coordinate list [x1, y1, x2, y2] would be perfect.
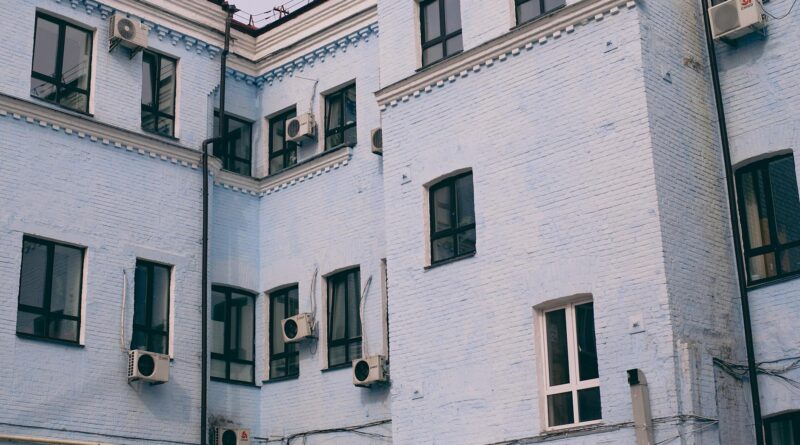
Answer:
[262, 375, 299, 384]
[416, 50, 464, 73]
[30, 95, 94, 118]
[747, 270, 800, 291]
[16, 332, 84, 348]
[424, 251, 476, 270]
[210, 377, 260, 388]
[142, 127, 179, 142]
[541, 420, 604, 437]
[264, 143, 351, 179]
[321, 363, 352, 373]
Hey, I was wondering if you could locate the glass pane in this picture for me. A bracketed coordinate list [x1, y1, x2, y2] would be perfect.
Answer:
[269, 156, 284, 175]
[234, 124, 252, 159]
[769, 157, 800, 244]
[142, 110, 157, 133]
[423, 43, 444, 66]
[58, 90, 88, 113]
[446, 35, 463, 56]
[19, 239, 48, 308]
[157, 116, 174, 137]
[230, 362, 252, 383]
[432, 185, 452, 232]
[455, 175, 475, 226]
[578, 387, 602, 422]
[444, 0, 461, 34]
[158, 56, 176, 116]
[286, 353, 299, 377]
[518, 0, 542, 24]
[544, 0, 566, 13]
[767, 417, 795, 445]
[347, 271, 361, 338]
[344, 86, 357, 126]
[130, 329, 147, 351]
[432, 236, 455, 263]
[546, 309, 570, 386]
[271, 295, 286, 355]
[326, 132, 343, 150]
[422, 0, 441, 42]
[456, 228, 476, 256]
[49, 318, 78, 342]
[748, 253, 777, 282]
[61, 26, 91, 90]
[741, 170, 772, 249]
[575, 302, 599, 381]
[270, 116, 285, 155]
[326, 94, 342, 136]
[287, 287, 298, 316]
[133, 263, 148, 326]
[231, 293, 254, 361]
[31, 78, 58, 102]
[211, 290, 226, 355]
[270, 357, 286, 379]
[151, 264, 170, 332]
[329, 344, 345, 367]
[32, 17, 59, 78]
[148, 332, 167, 354]
[141, 53, 154, 106]
[348, 340, 362, 361]
[330, 278, 346, 341]
[212, 114, 222, 156]
[780, 246, 800, 275]
[233, 160, 250, 176]
[344, 127, 357, 146]
[547, 392, 574, 427]
[50, 244, 82, 318]
[211, 358, 226, 379]
[17, 310, 47, 337]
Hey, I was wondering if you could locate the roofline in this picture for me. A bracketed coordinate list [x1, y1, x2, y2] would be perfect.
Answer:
[207, 0, 329, 36]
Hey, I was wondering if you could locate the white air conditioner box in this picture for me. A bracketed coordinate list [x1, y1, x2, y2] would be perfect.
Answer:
[352, 355, 388, 387]
[371, 128, 383, 155]
[709, 0, 766, 40]
[281, 313, 314, 343]
[214, 427, 251, 445]
[109, 13, 148, 53]
[285, 113, 316, 142]
[128, 349, 169, 383]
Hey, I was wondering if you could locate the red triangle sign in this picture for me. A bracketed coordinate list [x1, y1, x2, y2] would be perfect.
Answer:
[240, 430, 249, 440]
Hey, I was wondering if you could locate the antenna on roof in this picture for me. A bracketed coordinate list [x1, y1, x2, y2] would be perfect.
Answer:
[273, 5, 290, 18]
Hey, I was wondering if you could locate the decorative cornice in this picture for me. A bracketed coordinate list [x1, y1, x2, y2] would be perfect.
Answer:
[375, 0, 637, 110]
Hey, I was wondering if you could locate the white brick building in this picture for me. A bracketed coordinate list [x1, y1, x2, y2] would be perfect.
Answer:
[0, 0, 798, 444]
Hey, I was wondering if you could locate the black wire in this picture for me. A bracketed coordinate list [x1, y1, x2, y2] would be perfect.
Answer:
[761, 0, 799, 20]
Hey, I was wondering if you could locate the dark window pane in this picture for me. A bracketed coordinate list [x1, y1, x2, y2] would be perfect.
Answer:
[326, 95, 342, 136]
[348, 340, 362, 361]
[432, 185, 452, 232]
[61, 26, 91, 90]
[230, 363, 252, 383]
[142, 110, 157, 133]
[269, 156, 284, 175]
[131, 329, 147, 351]
[344, 127, 357, 146]
[287, 354, 299, 377]
[344, 87, 357, 126]
[211, 358, 226, 379]
[32, 17, 59, 78]
[749, 253, 778, 282]
[133, 263, 148, 326]
[546, 309, 570, 386]
[422, 0, 441, 41]
[347, 271, 361, 338]
[547, 392, 574, 427]
[578, 387, 602, 422]
[17, 310, 47, 337]
[270, 116, 285, 154]
[326, 132, 343, 150]
[766, 415, 795, 445]
[148, 332, 168, 354]
[455, 175, 475, 226]
[231, 293, 254, 361]
[329, 344, 346, 367]
[272, 294, 286, 355]
[58, 90, 88, 113]
[544, 0, 566, 13]
[270, 357, 287, 379]
[445, 35, 463, 56]
[157, 116, 174, 137]
[769, 157, 800, 244]
[780, 247, 800, 275]
[457, 228, 476, 256]
[158, 56, 176, 116]
[211, 290, 226, 355]
[30, 79, 58, 102]
[741, 170, 772, 249]
[444, 0, 461, 34]
[19, 239, 48, 308]
[141, 53, 154, 106]
[575, 303, 599, 381]
[432, 236, 455, 263]
[48, 318, 78, 342]
[330, 278, 346, 341]
[151, 264, 170, 332]
[423, 43, 444, 66]
[50, 244, 82, 318]
[517, 0, 542, 23]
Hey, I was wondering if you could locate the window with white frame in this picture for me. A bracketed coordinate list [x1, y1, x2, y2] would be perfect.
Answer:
[540, 300, 601, 428]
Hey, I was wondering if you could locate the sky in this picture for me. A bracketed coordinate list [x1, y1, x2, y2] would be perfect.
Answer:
[230, 0, 304, 26]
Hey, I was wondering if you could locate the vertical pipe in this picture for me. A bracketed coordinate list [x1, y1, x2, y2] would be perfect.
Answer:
[700, 1, 763, 442]
[627, 369, 655, 445]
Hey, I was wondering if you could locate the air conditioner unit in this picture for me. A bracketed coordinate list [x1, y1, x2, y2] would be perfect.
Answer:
[109, 13, 148, 54]
[281, 313, 314, 343]
[128, 349, 169, 383]
[352, 355, 388, 387]
[214, 427, 251, 445]
[709, 0, 766, 41]
[371, 128, 383, 155]
[285, 113, 316, 142]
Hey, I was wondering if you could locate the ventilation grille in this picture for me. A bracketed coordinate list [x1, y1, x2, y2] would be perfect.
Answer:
[117, 18, 137, 40]
[711, 1, 741, 34]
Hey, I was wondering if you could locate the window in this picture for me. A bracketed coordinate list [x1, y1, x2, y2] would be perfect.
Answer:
[540, 301, 601, 428]
[30, 13, 93, 113]
[419, 0, 463, 67]
[515, 0, 566, 25]
[131, 260, 171, 355]
[429, 171, 476, 264]
[766, 412, 800, 445]
[211, 286, 255, 384]
[736, 154, 800, 285]
[268, 108, 298, 174]
[327, 268, 361, 368]
[16, 236, 84, 343]
[213, 112, 253, 176]
[324, 84, 357, 150]
[269, 286, 299, 380]
[141, 51, 177, 137]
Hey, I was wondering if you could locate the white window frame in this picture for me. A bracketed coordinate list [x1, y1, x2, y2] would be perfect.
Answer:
[538, 299, 601, 431]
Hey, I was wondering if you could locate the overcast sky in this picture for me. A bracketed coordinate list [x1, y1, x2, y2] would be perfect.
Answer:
[230, 0, 300, 24]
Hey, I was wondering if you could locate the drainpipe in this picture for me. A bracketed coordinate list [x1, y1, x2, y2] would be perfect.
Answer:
[700, 1, 763, 442]
[201, 4, 236, 445]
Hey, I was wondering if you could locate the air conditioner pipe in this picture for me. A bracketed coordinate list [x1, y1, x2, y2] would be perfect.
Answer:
[627, 369, 655, 445]
[700, 0, 764, 442]
[0, 433, 112, 445]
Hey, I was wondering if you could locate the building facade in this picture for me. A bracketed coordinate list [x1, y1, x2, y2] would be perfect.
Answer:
[0, 0, 797, 444]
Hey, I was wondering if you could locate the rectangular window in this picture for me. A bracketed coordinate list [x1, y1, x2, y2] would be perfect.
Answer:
[766, 412, 800, 445]
[327, 268, 361, 368]
[213, 112, 253, 176]
[268, 108, 298, 174]
[736, 154, 800, 285]
[420, 0, 463, 67]
[130, 260, 171, 355]
[429, 171, 476, 264]
[211, 286, 256, 384]
[16, 236, 84, 344]
[141, 50, 177, 137]
[324, 83, 357, 150]
[269, 286, 299, 380]
[515, 0, 566, 25]
[30, 12, 93, 113]
[540, 301, 601, 428]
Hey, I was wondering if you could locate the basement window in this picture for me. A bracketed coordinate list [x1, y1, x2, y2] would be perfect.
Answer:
[539, 300, 602, 429]
[515, 0, 566, 25]
[30, 12, 93, 114]
[736, 154, 800, 286]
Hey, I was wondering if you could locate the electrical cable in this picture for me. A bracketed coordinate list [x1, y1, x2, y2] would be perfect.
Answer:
[120, 269, 128, 352]
[761, 0, 799, 20]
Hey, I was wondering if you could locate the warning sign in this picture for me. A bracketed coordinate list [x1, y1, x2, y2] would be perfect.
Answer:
[240, 430, 250, 442]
